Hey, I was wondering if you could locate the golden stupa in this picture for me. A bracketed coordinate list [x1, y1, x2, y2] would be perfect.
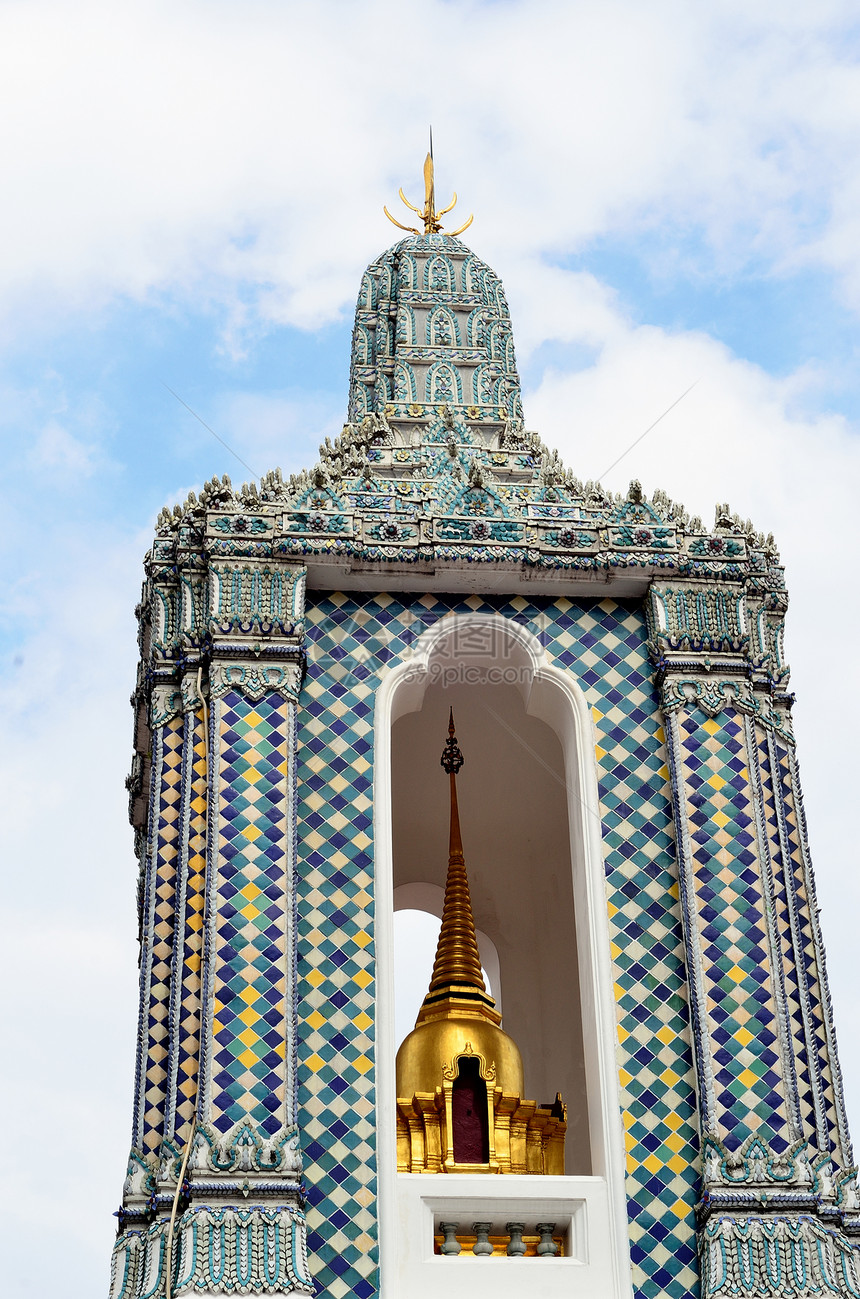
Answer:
[395, 712, 567, 1175]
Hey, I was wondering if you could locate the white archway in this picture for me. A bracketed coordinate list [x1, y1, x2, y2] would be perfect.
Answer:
[374, 612, 633, 1299]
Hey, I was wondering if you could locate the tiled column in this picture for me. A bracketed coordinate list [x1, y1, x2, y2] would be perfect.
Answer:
[161, 674, 208, 1165]
[650, 578, 860, 1297]
[198, 682, 300, 1145]
[131, 695, 185, 1181]
[665, 703, 792, 1149]
[111, 540, 311, 1298]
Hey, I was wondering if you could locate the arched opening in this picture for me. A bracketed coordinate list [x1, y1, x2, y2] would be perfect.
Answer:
[452, 1056, 489, 1164]
[374, 612, 631, 1298]
[391, 679, 590, 1172]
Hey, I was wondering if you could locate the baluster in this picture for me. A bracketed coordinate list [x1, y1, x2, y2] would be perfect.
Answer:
[472, 1222, 493, 1256]
[506, 1222, 526, 1257]
[439, 1222, 461, 1256]
[536, 1222, 559, 1256]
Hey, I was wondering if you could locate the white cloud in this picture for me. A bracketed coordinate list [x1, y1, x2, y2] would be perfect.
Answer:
[0, 512, 148, 1294]
[2, 1, 860, 332]
[214, 390, 345, 480]
[30, 418, 99, 475]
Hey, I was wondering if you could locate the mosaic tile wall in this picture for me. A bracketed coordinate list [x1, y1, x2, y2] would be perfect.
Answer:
[134, 714, 183, 1157]
[296, 591, 701, 1299]
[207, 690, 296, 1136]
[674, 708, 789, 1150]
[169, 706, 207, 1145]
[756, 728, 817, 1146]
[767, 730, 844, 1161]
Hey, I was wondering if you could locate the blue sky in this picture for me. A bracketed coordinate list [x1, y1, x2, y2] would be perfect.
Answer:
[3, 2, 860, 1294]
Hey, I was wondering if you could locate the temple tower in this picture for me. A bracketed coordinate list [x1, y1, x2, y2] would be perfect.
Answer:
[110, 160, 860, 1299]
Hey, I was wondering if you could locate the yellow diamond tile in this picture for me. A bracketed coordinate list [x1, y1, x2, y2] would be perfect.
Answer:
[237, 1047, 258, 1068]
[734, 1026, 754, 1047]
[243, 710, 263, 728]
[237, 1026, 259, 1048]
[240, 901, 260, 921]
[243, 825, 262, 843]
[237, 1005, 261, 1027]
[352, 1011, 372, 1033]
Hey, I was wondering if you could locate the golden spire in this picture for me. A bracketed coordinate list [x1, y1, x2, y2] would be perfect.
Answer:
[415, 710, 500, 1026]
[384, 132, 474, 238]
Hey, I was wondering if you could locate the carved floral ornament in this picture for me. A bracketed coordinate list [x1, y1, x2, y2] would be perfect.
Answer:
[701, 1133, 860, 1205]
[209, 661, 302, 703]
[659, 675, 793, 739]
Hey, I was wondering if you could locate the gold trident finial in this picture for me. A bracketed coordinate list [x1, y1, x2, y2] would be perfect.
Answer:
[384, 131, 474, 238]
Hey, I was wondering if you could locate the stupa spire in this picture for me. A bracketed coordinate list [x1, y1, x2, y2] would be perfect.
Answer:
[415, 711, 499, 1024]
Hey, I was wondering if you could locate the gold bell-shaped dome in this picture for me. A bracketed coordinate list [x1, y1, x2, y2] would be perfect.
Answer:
[395, 712, 565, 1176]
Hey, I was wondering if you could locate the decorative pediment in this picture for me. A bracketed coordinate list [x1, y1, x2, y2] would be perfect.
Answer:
[190, 1117, 302, 1176]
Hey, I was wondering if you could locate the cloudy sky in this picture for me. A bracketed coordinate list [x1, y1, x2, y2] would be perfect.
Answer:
[2, 1, 860, 1293]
